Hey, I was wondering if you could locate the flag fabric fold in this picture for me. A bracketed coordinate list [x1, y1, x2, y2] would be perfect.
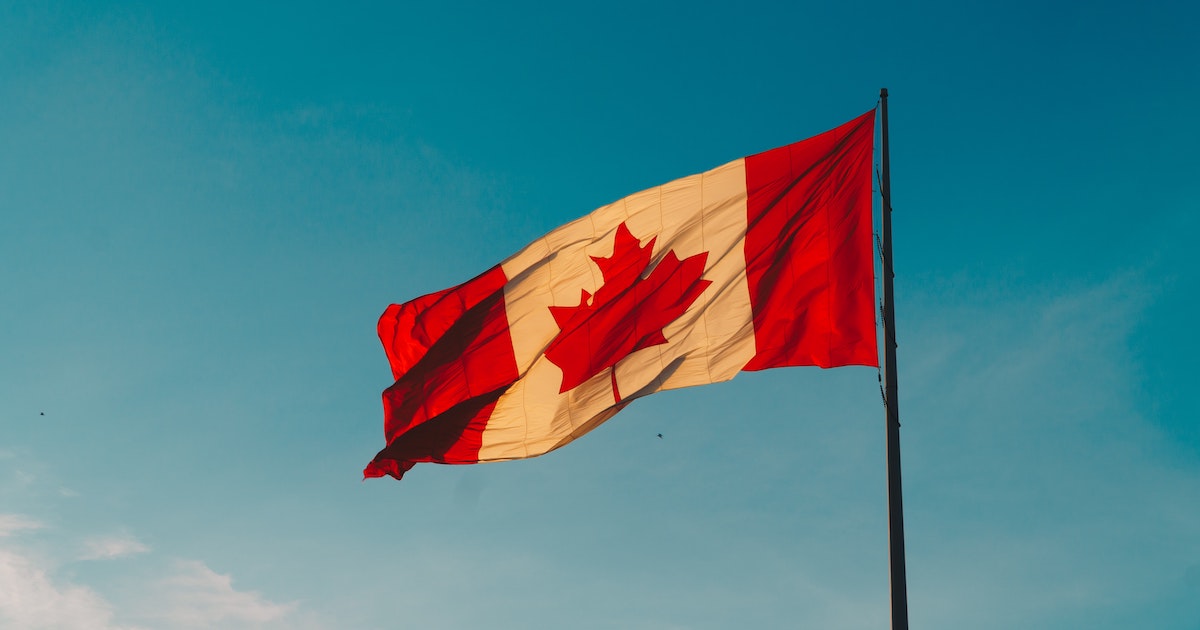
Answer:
[365, 110, 878, 480]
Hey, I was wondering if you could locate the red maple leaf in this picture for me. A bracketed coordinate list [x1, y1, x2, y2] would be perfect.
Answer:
[544, 222, 712, 402]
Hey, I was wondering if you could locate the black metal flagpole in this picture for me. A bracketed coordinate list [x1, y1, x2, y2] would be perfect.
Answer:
[879, 87, 909, 630]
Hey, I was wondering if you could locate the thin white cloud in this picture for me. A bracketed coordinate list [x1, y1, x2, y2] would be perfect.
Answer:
[0, 514, 43, 537]
[80, 534, 150, 561]
[0, 548, 132, 630]
[141, 560, 296, 628]
[0, 508, 308, 629]
[0, 541, 306, 630]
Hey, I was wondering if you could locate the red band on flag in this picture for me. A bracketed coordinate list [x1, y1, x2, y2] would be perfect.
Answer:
[365, 265, 519, 479]
[742, 110, 878, 370]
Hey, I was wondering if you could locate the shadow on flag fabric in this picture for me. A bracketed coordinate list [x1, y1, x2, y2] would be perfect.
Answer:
[365, 110, 879, 481]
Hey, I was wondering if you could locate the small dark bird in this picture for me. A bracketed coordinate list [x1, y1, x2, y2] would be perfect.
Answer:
[656, 433, 663, 439]
[40, 412, 44, 416]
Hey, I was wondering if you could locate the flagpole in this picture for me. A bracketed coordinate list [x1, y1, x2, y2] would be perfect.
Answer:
[879, 87, 909, 630]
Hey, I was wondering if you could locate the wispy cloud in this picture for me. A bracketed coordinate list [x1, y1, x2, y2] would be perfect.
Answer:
[80, 534, 150, 561]
[0, 514, 43, 537]
[0, 548, 131, 630]
[0, 541, 308, 630]
[0, 511, 310, 629]
[142, 560, 296, 628]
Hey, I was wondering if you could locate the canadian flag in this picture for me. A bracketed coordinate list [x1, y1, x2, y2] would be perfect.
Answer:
[366, 110, 878, 480]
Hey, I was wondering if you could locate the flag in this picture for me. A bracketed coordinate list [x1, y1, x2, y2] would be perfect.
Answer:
[365, 110, 878, 480]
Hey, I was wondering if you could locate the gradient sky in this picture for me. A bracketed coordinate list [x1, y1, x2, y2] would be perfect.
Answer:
[2, 1, 1198, 628]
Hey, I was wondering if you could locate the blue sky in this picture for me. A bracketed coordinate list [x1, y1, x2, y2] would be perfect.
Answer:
[2, 1, 1197, 628]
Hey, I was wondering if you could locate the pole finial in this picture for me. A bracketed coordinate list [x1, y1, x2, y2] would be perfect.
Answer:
[880, 87, 888, 99]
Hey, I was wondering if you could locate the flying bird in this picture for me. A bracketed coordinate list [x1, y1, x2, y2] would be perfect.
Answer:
[656, 433, 663, 439]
